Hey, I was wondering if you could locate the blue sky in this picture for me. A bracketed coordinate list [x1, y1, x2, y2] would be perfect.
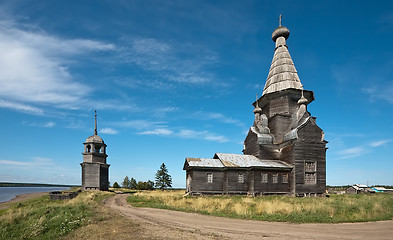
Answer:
[0, 0, 392, 187]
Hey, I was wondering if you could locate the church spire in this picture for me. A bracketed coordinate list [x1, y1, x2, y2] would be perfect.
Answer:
[94, 110, 97, 135]
[262, 15, 303, 96]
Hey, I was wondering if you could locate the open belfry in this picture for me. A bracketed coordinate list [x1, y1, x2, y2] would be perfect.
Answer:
[81, 111, 110, 191]
[184, 17, 327, 196]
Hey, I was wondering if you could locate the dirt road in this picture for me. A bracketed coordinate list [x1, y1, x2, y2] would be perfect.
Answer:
[103, 194, 393, 240]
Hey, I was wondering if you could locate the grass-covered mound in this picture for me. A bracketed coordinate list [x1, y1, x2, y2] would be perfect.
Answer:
[0, 191, 113, 239]
[127, 190, 393, 223]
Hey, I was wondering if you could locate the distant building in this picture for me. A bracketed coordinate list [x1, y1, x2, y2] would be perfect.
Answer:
[372, 187, 393, 193]
[81, 111, 110, 191]
[184, 18, 327, 197]
[346, 185, 363, 194]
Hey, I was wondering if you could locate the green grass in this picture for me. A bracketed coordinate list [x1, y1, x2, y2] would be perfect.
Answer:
[0, 191, 113, 239]
[127, 190, 393, 223]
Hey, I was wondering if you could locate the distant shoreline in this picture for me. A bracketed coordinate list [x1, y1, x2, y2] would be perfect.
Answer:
[0, 192, 48, 209]
[0, 182, 79, 188]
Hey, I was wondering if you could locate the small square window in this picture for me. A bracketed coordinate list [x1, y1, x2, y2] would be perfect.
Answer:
[282, 173, 288, 183]
[305, 162, 316, 172]
[261, 173, 268, 183]
[238, 173, 244, 183]
[305, 173, 316, 184]
[207, 173, 213, 183]
[272, 173, 278, 183]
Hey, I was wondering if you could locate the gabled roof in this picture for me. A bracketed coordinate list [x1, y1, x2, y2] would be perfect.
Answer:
[184, 153, 292, 170]
[184, 158, 224, 168]
[262, 25, 303, 96]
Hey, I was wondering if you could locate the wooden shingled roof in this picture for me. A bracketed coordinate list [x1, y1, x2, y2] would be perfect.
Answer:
[263, 25, 303, 96]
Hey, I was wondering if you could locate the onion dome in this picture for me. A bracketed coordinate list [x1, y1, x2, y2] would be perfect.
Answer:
[272, 26, 290, 42]
[297, 85, 309, 104]
[253, 105, 262, 114]
[297, 95, 308, 104]
[253, 95, 262, 114]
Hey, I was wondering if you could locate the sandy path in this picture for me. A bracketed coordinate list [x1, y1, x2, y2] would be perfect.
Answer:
[103, 194, 393, 240]
[0, 192, 47, 210]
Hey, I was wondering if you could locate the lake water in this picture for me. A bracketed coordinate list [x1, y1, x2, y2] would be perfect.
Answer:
[0, 187, 70, 203]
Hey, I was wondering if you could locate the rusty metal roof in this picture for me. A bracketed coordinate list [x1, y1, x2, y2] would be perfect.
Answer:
[215, 153, 292, 168]
[185, 153, 292, 169]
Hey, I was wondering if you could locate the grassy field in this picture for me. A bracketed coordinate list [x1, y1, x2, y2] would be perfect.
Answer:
[127, 190, 393, 223]
[0, 191, 113, 239]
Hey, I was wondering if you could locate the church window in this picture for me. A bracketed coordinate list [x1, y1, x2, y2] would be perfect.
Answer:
[207, 173, 213, 183]
[305, 162, 317, 184]
[238, 173, 244, 183]
[305, 173, 316, 184]
[282, 173, 288, 183]
[272, 173, 278, 183]
[261, 173, 268, 183]
[86, 145, 91, 153]
[305, 162, 316, 172]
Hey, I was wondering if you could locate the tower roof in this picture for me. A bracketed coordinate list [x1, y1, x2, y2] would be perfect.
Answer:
[85, 110, 104, 144]
[262, 17, 303, 96]
[86, 134, 104, 144]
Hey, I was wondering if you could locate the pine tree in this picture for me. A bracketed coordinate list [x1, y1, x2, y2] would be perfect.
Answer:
[122, 176, 130, 188]
[112, 182, 120, 188]
[130, 177, 137, 189]
[155, 163, 172, 189]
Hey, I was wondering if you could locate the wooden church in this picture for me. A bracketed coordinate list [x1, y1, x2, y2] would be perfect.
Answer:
[184, 19, 327, 197]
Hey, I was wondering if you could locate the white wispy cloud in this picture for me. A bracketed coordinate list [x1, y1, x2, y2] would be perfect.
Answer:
[22, 121, 56, 128]
[113, 118, 229, 143]
[362, 83, 393, 104]
[92, 100, 139, 112]
[114, 77, 175, 91]
[139, 128, 228, 143]
[139, 128, 174, 136]
[0, 19, 115, 113]
[157, 106, 179, 113]
[0, 99, 43, 115]
[116, 38, 219, 87]
[0, 157, 53, 167]
[44, 122, 56, 127]
[113, 120, 167, 130]
[177, 129, 229, 143]
[336, 139, 391, 159]
[369, 139, 391, 147]
[337, 146, 367, 159]
[100, 128, 119, 135]
[192, 111, 245, 128]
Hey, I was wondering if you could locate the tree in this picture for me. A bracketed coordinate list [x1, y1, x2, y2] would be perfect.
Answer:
[135, 180, 155, 190]
[130, 177, 137, 189]
[147, 180, 155, 190]
[112, 182, 120, 188]
[155, 163, 172, 189]
[122, 176, 130, 188]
